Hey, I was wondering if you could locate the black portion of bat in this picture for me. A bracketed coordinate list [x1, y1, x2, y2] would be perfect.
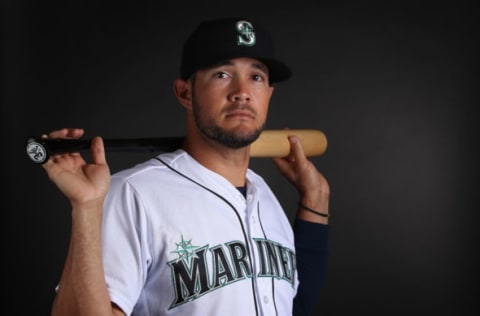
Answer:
[25, 136, 184, 164]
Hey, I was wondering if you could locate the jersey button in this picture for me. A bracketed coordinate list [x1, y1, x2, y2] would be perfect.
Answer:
[263, 296, 269, 304]
[252, 216, 255, 224]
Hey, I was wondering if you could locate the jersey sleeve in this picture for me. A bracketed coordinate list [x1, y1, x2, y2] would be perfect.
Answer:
[292, 219, 329, 316]
[102, 175, 152, 315]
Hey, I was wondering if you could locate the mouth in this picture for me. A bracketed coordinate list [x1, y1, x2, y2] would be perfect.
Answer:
[225, 110, 255, 120]
[224, 103, 256, 120]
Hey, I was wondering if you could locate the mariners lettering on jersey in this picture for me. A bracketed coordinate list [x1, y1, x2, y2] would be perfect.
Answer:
[168, 236, 296, 309]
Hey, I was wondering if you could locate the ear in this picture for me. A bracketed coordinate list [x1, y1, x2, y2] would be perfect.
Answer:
[173, 79, 193, 110]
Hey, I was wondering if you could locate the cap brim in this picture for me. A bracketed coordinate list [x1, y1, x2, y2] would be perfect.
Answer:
[259, 58, 292, 83]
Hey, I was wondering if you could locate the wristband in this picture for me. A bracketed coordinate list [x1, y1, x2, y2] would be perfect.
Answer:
[298, 201, 329, 218]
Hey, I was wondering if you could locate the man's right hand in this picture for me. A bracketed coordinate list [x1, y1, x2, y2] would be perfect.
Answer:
[41, 128, 111, 207]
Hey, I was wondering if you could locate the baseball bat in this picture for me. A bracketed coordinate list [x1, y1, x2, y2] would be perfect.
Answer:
[25, 129, 327, 164]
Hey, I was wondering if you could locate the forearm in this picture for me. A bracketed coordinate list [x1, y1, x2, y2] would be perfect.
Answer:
[293, 189, 330, 314]
[293, 219, 329, 315]
[296, 190, 329, 225]
[51, 202, 116, 316]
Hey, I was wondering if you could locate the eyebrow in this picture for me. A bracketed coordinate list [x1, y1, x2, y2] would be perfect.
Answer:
[209, 59, 269, 74]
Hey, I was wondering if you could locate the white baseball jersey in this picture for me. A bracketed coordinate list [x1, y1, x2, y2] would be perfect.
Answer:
[102, 149, 298, 316]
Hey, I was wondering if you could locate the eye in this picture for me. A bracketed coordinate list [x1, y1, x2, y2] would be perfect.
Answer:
[214, 71, 229, 79]
[252, 74, 265, 82]
[252, 73, 267, 82]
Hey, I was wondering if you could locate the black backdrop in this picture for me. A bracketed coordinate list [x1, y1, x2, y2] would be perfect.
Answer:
[2, 1, 478, 315]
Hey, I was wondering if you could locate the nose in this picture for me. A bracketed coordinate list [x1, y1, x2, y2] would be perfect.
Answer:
[228, 78, 251, 103]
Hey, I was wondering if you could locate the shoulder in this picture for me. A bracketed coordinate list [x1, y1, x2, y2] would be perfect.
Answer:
[110, 150, 189, 185]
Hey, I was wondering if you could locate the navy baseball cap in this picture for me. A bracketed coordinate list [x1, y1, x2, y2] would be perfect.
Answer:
[180, 18, 292, 83]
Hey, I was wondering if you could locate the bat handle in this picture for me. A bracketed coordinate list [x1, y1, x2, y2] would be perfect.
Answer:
[25, 136, 186, 164]
[25, 137, 91, 164]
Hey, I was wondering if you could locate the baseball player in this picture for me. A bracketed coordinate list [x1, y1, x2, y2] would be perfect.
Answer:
[43, 17, 330, 316]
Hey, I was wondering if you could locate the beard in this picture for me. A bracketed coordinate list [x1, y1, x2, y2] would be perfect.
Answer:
[192, 99, 264, 149]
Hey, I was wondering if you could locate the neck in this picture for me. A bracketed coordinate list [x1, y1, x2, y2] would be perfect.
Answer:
[182, 134, 251, 187]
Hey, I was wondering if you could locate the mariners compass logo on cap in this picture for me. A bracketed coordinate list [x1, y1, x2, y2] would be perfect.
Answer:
[180, 17, 291, 83]
[236, 20, 256, 46]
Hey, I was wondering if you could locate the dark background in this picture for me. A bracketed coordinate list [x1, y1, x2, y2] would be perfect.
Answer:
[2, 1, 477, 315]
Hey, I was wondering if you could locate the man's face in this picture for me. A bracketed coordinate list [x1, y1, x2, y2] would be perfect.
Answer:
[191, 57, 274, 148]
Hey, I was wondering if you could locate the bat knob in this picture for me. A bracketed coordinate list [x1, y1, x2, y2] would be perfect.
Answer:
[26, 137, 49, 164]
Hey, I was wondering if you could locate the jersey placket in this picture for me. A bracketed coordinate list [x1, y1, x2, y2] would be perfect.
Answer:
[245, 183, 276, 316]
